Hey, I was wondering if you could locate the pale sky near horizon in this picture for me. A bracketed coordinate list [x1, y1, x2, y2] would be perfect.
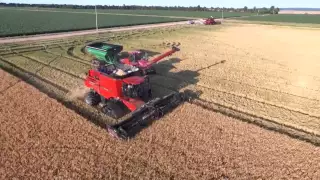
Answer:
[2, 0, 319, 8]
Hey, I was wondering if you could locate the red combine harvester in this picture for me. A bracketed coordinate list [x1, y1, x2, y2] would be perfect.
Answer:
[84, 63, 184, 139]
[203, 16, 222, 25]
[120, 46, 180, 75]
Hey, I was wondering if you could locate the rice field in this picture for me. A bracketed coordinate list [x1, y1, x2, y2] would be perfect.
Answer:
[1, 71, 320, 179]
[1, 23, 320, 145]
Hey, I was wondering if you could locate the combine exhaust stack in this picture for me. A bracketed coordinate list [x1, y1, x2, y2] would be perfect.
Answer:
[106, 92, 184, 139]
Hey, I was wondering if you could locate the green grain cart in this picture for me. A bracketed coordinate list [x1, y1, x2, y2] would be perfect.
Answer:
[85, 42, 123, 65]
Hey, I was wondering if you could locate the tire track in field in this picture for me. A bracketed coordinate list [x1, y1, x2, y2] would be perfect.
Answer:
[0, 57, 119, 128]
[0, 56, 69, 93]
[151, 72, 320, 135]
[155, 72, 320, 118]
[156, 63, 320, 103]
[17, 53, 86, 80]
[2, 53, 320, 145]
[35, 44, 320, 115]
[43, 48, 320, 119]
[45, 50, 92, 66]
[151, 82, 320, 145]
[199, 64, 320, 95]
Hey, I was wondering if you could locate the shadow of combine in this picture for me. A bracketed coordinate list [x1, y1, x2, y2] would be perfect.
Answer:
[119, 56, 204, 139]
[120, 56, 231, 139]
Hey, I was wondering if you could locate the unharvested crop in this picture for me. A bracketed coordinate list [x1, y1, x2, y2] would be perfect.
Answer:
[1, 69, 320, 179]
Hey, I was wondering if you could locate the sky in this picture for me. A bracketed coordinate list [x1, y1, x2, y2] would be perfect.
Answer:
[2, 0, 319, 8]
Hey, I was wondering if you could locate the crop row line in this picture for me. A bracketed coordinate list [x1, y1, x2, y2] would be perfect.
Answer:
[218, 77, 320, 102]
[42, 47, 320, 115]
[44, 50, 92, 66]
[202, 68, 320, 93]
[151, 81, 320, 145]
[197, 67, 320, 102]
[197, 82, 320, 118]
[190, 62, 320, 101]
[154, 72, 320, 119]
[58, 48, 320, 103]
[191, 61, 320, 94]
[38, 48, 320, 115]
[2, 54, 320, 145]
[15, 53, 85, 80]
[0, 56, 69, 93]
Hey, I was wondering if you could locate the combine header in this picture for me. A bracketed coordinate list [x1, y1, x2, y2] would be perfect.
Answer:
[83, 44, 185, 139]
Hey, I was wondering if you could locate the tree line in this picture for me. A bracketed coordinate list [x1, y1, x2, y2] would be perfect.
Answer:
[0, 3, 280, 14]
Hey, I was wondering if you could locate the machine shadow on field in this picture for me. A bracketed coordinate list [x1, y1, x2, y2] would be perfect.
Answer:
[123, 55, 204, 139]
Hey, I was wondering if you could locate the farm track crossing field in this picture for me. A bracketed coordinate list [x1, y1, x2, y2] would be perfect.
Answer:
[239, 14, 320, 24]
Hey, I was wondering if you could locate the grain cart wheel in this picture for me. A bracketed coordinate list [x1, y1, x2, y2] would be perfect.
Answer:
[85, 90, 101, 106]
[103, 100, 126, 119]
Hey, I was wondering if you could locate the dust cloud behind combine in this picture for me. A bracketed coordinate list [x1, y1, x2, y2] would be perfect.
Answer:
[66, 85, 90, 101]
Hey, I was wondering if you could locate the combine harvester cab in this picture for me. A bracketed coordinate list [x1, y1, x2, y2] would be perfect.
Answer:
[83, 64, 185, 139]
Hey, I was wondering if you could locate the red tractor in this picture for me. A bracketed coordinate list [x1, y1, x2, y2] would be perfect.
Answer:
[84, 64, 184, 139]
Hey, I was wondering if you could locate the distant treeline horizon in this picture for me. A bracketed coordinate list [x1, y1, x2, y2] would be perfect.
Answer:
[280, 8, 320, 11]
[0, 2, 280, 14]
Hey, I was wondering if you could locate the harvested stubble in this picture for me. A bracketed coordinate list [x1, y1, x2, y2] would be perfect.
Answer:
[1, 69, 320, 179]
